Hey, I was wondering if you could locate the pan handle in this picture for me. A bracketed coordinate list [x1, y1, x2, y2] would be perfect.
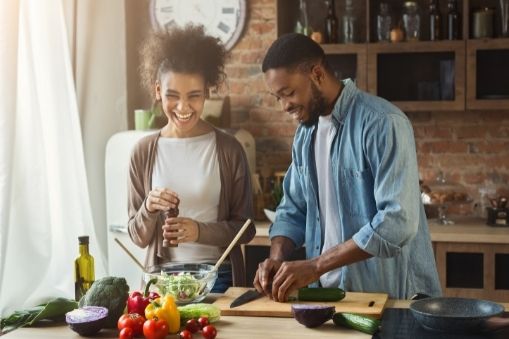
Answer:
[484, 315, 509, 331]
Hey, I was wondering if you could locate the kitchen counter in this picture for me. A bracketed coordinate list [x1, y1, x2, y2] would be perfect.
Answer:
[6, 300, 508, 339]
[249, 218, 509, 246]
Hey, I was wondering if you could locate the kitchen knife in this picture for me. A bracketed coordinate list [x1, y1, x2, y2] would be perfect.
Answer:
[230, 289, 263, 308]
[229, 287, 345, 308]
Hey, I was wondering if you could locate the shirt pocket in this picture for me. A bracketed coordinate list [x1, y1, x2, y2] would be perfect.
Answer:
[340, 167, 376, 217]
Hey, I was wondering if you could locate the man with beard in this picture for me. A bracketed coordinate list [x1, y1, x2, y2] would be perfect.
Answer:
[253, 33, 441, 301]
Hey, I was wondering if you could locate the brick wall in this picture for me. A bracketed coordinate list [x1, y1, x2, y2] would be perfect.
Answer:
[227, 0, 509, 216]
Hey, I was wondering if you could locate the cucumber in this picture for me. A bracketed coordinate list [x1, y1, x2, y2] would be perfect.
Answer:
[332, 312, 381, 335]
[297, 288, 345, 302]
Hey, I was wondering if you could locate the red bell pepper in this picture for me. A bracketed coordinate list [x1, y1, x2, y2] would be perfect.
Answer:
[127, 278, 159, 315]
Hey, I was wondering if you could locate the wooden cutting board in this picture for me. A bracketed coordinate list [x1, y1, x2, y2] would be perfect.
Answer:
[213, 287, 388, 318]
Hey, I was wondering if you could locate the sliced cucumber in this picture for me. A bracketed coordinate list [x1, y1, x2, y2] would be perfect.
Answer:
[332, 312, 381, 335]
[297, 287, 345, 302]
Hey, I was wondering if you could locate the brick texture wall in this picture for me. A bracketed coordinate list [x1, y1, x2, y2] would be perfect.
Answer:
[227, 0, 509, 217]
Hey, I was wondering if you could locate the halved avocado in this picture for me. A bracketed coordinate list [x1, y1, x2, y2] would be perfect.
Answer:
[65, 306, 108, 336]
[291, 304, 335, 328]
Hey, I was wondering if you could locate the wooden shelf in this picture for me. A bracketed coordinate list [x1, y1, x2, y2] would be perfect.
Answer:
[276, 0, 509, 112]
[322, 43, 367, 90]
[466, 38, 509, 110]
[368, 41, 465, 111]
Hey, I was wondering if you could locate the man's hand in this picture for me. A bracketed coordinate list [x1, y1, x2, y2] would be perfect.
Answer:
[271, 258, 320, 302]
[253, 258, 282, 296]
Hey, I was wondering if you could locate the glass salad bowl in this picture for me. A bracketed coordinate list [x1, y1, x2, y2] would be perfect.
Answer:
[143, 263, 217, 305]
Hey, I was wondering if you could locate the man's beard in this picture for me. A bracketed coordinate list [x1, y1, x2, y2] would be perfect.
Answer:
[302, 82, 327, 127]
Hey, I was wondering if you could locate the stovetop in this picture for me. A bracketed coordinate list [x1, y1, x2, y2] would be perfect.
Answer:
[373, 309, 509, 339]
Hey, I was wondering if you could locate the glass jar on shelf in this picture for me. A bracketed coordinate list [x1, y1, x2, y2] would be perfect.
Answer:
[377, 3, 392, 42]
[342, 0, 357, 43]
[295, 0, 311, 36]
[403, 1, 421, 41]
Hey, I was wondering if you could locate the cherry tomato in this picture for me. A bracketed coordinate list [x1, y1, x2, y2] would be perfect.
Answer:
[179, 329, 193, 339]
[202, 325, 217, 339]
[197, 316, 209, 329]
[185, 318, 200, 333]
[117, 313, 145, 336]
[143, 318, 169, 339]
[119, 327, 134, 339]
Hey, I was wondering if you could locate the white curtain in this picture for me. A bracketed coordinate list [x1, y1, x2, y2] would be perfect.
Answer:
[0, 0, 106, 316]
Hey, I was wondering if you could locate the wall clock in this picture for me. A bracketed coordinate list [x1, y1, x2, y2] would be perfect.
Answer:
[150, 0, 247, 51]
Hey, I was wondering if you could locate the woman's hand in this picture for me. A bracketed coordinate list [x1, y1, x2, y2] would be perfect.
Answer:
[145, 188, 179, 213]
[162, 217, 199, 245]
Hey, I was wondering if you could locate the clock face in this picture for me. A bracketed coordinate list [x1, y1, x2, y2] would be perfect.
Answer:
[150, 0, 247, 51]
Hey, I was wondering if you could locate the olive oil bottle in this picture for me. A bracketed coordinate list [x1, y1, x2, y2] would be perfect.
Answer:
[74, 236, 95, 301]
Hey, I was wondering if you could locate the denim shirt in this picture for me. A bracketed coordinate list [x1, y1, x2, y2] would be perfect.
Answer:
[269, 79, 441, 299]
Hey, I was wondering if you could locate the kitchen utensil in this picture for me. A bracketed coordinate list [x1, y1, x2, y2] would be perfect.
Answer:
[197, 219, 252, 294]
[214, 287, 388, 318]
[410, 297, 509, 333]
[230, 289, 264, 308]
[114, 237, 146, 272]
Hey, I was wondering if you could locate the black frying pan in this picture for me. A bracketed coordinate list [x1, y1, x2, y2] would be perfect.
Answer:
[410, 297, 509, 333]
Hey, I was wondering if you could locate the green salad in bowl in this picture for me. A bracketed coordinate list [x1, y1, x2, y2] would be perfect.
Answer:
[144, 263, 217, 305]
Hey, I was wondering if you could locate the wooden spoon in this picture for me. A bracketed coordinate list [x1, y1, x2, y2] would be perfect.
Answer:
[198, 219, 252, 294]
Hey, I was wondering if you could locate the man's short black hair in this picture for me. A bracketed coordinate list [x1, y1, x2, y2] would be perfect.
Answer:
[262, 33, 325, 73]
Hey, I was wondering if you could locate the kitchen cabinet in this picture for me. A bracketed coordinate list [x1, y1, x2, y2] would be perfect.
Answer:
[276, 0, 509, 111]
[249, 219, 509, 301]
[430, 219, 509, 301]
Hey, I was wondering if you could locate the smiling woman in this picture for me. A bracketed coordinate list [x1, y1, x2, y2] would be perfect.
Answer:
[128, 25, 255, 292]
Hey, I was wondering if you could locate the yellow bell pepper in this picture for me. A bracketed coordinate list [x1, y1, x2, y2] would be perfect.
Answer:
[145, 294, 180, 334]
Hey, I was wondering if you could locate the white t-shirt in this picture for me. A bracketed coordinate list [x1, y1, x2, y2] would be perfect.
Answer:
[152, 131, 222, 263]
[314, 114, 342, 287]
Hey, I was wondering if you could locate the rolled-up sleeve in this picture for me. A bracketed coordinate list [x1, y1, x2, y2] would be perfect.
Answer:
[353, 114, 420, 258]
[269, 161, 307, 248]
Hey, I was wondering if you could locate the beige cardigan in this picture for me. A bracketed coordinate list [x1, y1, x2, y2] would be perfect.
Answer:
[127, 129, 256, 287]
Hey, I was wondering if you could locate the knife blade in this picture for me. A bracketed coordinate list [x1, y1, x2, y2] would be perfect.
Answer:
[230, 289, 264, 308]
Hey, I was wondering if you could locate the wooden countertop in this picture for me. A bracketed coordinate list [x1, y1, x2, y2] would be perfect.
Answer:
[249, 218, 509, 246]
[4, 300, 507, 339]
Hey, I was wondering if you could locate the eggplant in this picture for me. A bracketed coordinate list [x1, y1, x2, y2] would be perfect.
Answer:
[65, 306, 108, 336]
[291, 304, 335, 328]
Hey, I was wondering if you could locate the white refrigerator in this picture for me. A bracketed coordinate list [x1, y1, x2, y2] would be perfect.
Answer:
[105, 130, 153, 290]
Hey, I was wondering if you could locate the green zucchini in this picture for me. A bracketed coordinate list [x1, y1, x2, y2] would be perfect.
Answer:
[332, 312, 381, 335]
[297, 288, 345, 302]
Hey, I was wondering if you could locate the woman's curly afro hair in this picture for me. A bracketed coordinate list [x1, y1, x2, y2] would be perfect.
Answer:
[139, 24, 227, 96]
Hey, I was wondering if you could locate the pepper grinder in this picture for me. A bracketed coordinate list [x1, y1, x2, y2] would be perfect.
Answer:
[163, 206, 179, 247]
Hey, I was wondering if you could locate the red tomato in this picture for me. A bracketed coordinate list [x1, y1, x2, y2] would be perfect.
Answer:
[197, 316, 209, 329]
[202, 325, 217, 339]
[185, 319, 200, 333]
[119, 327, 134, 339]
[117, 313, 145, 336]
[179, 329, 193, 339]
[143, 318, 169, 339]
